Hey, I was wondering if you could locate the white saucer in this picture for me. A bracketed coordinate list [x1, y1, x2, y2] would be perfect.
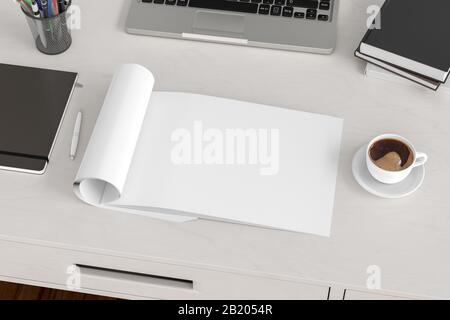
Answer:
[352, 144, 425, 199]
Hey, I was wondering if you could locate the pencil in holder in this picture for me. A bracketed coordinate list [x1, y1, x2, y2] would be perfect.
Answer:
[22, 2, 72, 55]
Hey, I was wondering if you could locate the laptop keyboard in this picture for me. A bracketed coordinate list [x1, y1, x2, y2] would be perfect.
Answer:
[142, 0, 334, 22]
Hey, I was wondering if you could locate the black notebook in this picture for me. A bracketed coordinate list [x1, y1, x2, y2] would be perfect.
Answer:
[0, 64, 78, 174]
[357, 0, 450, 84]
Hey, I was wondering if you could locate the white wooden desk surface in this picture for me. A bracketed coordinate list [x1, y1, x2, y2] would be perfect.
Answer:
[1, 0, 450, 299]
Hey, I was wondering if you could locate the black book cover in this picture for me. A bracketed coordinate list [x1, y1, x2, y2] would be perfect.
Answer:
[359, 0, 450, 80]
[0, 64, 77, 173]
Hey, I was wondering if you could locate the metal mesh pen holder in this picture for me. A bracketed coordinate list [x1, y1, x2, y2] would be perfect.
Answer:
[22, 5, 72, 55]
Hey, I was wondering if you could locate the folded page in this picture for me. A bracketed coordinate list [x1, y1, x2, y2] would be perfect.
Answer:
[74, 64, 195, 223]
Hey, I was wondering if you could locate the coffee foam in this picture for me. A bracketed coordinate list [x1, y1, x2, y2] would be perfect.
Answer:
[369, 139, 414, 172]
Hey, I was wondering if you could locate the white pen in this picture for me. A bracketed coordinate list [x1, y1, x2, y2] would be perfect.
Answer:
[70, 111, 82, 160]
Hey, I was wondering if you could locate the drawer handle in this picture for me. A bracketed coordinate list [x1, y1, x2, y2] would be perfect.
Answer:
[76, 265, 194, 290]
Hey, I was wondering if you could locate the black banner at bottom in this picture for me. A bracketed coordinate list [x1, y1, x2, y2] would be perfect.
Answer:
[0, 300, 442, 318]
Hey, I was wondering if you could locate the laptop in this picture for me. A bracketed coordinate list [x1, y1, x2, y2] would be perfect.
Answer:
[126, 0, 339, 54]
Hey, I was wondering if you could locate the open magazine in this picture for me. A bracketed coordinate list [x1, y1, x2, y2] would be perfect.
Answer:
[74, 64, 343, 236]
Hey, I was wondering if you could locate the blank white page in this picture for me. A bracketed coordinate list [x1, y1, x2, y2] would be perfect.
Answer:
[115, 92, 343, 236]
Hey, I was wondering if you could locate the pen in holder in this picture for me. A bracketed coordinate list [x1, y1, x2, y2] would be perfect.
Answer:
[21, 1, 72, 55]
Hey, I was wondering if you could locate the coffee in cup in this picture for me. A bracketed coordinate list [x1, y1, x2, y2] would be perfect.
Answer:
[369, 138, 414, 172]
[366, 134, 428, 184]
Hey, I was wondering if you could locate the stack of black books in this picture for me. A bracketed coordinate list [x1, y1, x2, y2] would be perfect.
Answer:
[355, 0, 450, 90]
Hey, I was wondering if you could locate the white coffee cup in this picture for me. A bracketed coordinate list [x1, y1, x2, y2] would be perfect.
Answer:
[366, 134, 428, 184]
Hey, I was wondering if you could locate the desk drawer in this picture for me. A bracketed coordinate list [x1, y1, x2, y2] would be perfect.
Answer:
[0, 240, 329, 299]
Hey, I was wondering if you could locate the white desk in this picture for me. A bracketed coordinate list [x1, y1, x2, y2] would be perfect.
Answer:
[1, 0, 450, 300]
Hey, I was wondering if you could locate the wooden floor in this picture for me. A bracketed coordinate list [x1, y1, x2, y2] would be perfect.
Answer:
[0, 281, 118, 300]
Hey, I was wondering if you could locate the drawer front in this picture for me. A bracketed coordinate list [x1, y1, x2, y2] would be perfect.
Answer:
[0, 240, 329, 299]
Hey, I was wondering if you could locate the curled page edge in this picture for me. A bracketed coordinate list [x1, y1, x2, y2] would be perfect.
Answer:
[73, 63, 197, 223]
[73, 179, 197, 223]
